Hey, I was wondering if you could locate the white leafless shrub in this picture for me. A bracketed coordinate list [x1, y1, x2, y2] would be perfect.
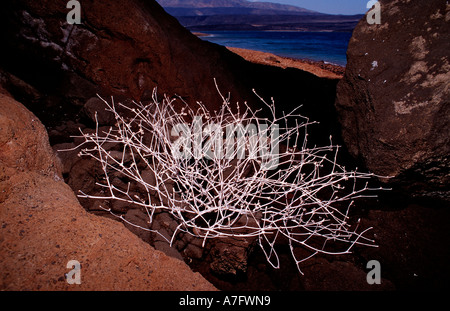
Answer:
[73, 84, 381, 274]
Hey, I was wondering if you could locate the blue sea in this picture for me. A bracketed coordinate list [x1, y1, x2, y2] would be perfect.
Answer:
[199, 31, 352, 66]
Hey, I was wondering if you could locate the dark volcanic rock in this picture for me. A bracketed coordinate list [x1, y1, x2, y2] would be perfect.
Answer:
[209, 237, 254, 276]
[335, 0, 450, 199]
[80, 97, 116, 126]
[0, 0, 253, 121]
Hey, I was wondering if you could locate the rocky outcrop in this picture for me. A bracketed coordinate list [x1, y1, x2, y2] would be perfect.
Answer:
[335, 0, 449, 198]
[0, 93, 216, 290]
[0, 0, 254, 125]
[0, 94, 62, 187]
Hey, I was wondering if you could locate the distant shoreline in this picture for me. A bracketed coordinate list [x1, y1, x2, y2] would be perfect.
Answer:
[191, 31, 347, 77]
[226, 47, 345, 79]
[192, 32, 210, 37]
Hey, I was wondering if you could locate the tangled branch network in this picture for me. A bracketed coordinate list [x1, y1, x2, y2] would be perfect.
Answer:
[75, 85, 381, 274]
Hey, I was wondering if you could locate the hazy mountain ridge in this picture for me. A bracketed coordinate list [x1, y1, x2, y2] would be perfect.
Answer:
[157, 0, 317, 14]
[156, 0, 363, 32]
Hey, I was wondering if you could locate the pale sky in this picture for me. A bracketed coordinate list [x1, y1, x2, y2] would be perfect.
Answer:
[262, 0, 369, 15]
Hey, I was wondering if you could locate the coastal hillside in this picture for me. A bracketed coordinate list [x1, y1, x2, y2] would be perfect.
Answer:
[157, 0, 363, 31]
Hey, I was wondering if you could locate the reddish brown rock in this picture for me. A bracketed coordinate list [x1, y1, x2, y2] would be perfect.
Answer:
[0, 0, 251, 115]
[0, 93, 62, 183]
[0, 93, 216, 291]
[335, 0, 449, 198]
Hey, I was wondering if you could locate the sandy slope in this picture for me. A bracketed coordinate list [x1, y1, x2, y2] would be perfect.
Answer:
[227, 47, 344, 79]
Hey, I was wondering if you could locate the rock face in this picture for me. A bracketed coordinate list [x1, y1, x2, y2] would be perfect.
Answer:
[0, 94, 61, 187]
[0, 0, 252, 123]
[0, 93, 216, 290]
[335, 0, 449, 198]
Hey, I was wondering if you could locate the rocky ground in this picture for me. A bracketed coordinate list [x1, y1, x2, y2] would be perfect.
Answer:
[3, 81, 448, 291]
[45, 64, 450, 291]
